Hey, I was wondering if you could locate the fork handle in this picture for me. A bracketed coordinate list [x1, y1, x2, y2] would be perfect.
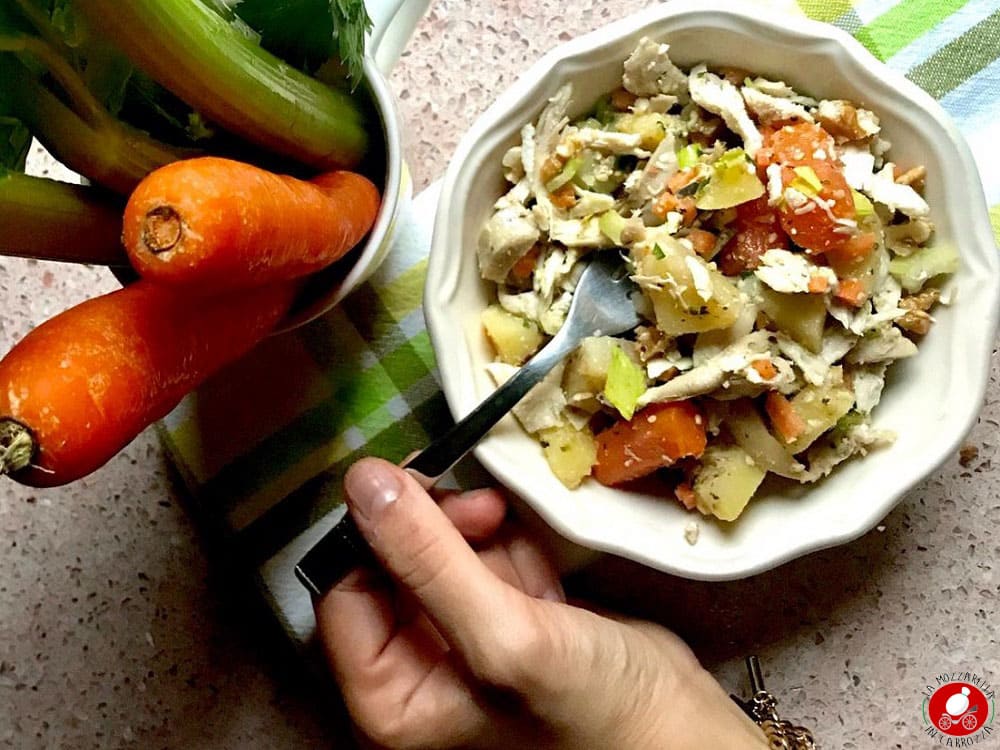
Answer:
[294, 325, 581, 597]
[405, 325, 580, 478]
[294, 513, 375, 597]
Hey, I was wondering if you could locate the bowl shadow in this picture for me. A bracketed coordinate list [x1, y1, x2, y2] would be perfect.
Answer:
[564, 495, 906, 668]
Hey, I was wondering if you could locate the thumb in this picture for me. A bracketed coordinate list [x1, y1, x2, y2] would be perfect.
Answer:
[343, 457, 521, 656]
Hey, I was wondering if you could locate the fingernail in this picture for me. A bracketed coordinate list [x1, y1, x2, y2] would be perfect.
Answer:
[344, 460, 402, 522]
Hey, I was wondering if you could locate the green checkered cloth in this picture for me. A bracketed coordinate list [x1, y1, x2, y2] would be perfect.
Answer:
[161, 0, 1000, 644]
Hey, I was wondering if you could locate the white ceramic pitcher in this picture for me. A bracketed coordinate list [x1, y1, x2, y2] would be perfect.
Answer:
[282, 0, 431, 328]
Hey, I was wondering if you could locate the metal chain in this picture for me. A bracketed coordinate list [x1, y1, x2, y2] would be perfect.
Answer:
[739, 657, 817, 750]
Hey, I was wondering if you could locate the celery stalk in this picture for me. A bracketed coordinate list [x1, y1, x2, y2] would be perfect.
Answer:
[603, 347, 646, 420]
[77, 0, 369, 170]
[0, 171, 126, 265]
[1, 54, 187, 193]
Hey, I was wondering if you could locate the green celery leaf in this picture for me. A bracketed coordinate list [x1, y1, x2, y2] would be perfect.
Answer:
[331, 0, 372, 86]
[233, 0, 371, 85]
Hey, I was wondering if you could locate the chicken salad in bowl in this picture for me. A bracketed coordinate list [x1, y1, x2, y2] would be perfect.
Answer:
[425, 0, 999, 579]
[477, 38, 955, 523]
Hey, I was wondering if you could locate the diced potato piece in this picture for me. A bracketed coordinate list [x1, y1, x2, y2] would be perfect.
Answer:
[785, 384, 855, 454]
[482, 305, 543, 365]
[637, 241, 743, 335]
[539, 422, 598, 489]
[614, 112, 669, 150]
[563, 337, 638, 412]
[758, 287, 826, 353]
[694, 148, 765, 210]
[725, 399, 803, 479]
[828, 243, 886, 299]
[693, 443, 767, 522]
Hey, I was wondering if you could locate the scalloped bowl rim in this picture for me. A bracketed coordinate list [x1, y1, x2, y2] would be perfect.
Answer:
[425, 0, 1000, 580]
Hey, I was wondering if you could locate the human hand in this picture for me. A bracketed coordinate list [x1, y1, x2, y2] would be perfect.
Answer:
[314, 458, 767, 750]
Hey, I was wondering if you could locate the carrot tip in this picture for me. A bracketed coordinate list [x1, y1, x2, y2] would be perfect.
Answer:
[0, 418, 35, 477]
[142, 206, 183, 254]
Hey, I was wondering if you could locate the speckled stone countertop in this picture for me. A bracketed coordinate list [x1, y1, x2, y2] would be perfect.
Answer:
[1, 2, 997, 748]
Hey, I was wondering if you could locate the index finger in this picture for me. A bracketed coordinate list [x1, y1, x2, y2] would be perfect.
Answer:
[313, 485, 508, 678]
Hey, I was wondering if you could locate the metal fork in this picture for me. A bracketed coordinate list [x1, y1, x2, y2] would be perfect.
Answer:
[294, 251, 641, 597]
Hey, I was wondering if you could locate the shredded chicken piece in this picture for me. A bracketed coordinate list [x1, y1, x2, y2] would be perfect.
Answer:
[635, 324, 669, 362]
[838, 144, 876, 190]
[845, 326, 918, 364]
[742, 86, 814, 125]
[622, 37, 689, 97]
[850, 363, 888, 414]
[688, 64, 763, 155]
[572, 127, 651, 157]
[755, 249, 838, 295]
[797, 423, 895, 482]
[478, 205, 540, 283]
[638, 331, 787, 405]
[486, 362, 567, 433]
[743, 76, 817, 105]
[863, 165, 930, 218]
[624, 131, 679, 207]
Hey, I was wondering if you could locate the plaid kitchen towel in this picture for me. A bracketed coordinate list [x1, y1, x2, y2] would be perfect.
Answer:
[160, 0, 1000, 647]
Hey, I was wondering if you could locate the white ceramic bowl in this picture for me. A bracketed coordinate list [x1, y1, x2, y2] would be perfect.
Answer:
[424, 0, 1000, 580]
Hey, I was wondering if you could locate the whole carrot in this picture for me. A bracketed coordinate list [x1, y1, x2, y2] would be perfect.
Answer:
[122, 157, 381, 290]
[0, 280, 295, 487]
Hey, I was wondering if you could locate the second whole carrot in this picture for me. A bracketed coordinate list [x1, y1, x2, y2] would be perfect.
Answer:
[0, 280, 295, 487]
[123, 157, 381, 290]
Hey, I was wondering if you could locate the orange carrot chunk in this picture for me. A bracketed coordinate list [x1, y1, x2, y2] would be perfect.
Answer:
[824, 231, 877, 267]
[775, 161, 855, 255]
[765, 391, 806, 444]
[594, 401, 707, 486]
[674, 483, 698, 510]
[123, 157, 381, 290]
[510, 245, 542, 283]
[0, 280, 294, 487]
[834, 278, 867, 307]
[807, 274, 830, 294]
[715, 196, 788, 276]
[685, 228, 718, 258]
[667, 168, 698, 193]
[751, 359, 778, 380]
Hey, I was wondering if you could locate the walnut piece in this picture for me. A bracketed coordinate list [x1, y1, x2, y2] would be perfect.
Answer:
[896, 288, 941, 335]
[894, 165, 926, 187]
[816, 99, 880, 143]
